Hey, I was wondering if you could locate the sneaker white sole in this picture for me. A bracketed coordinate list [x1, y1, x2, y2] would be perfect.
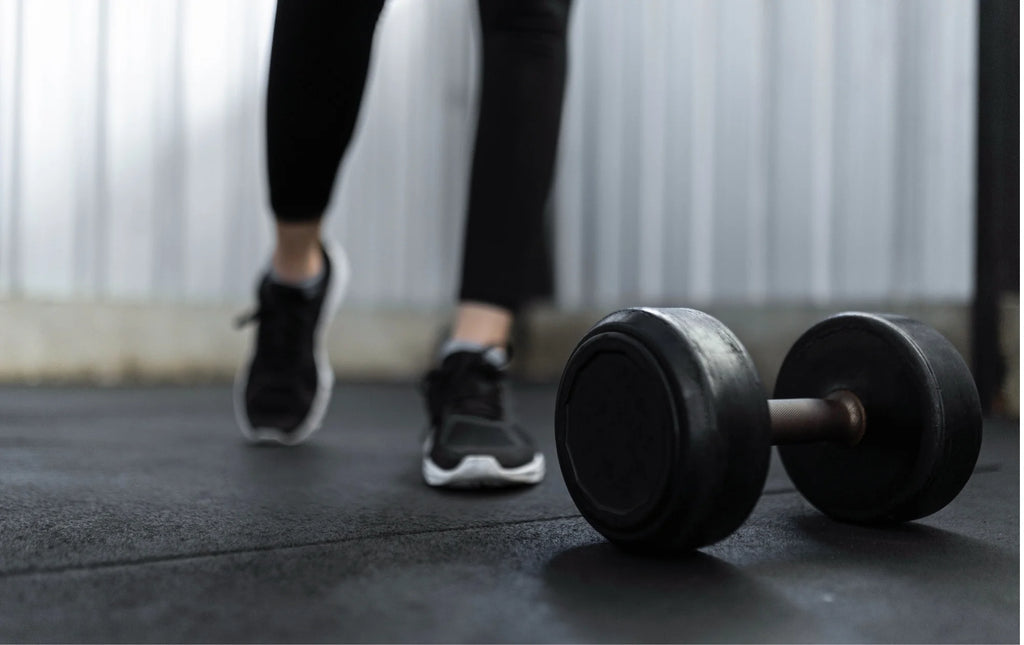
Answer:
[233, 238, 350, 446]
[422, 437, 546, 488]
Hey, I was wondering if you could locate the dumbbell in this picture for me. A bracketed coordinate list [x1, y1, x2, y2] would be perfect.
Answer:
[554, 308, 982, 553]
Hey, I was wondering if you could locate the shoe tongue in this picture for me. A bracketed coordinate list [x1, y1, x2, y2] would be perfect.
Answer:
[438, 352, 504, 420]
[443, 348, 506, 371]
[264, 278, 316, 305]
[268, 276, 325, 302]
[440, 340, 508, 367]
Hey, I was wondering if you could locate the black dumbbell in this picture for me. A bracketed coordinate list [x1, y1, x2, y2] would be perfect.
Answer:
[554, 308, 982, 553]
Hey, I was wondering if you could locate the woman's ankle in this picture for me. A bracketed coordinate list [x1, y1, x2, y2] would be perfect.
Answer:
[450, 302, 513, 347]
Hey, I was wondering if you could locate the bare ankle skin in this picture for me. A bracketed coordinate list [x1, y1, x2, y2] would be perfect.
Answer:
[450, 302, 513, 348]
[273, 220, 324, 282]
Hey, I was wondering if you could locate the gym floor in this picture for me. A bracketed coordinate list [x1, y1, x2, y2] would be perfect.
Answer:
[0, 382, 1017, 643]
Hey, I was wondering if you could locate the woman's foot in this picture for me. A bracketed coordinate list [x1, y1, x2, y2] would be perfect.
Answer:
[420, 346, 545, 487]
[234, 240, 349, 445]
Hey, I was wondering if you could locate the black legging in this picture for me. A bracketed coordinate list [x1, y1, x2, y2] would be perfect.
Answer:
[266, 0, 571, 314]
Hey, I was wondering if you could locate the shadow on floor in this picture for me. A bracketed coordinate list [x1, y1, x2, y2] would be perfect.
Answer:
[790, 513, 1018, 581]
[541, 543, 822, 643]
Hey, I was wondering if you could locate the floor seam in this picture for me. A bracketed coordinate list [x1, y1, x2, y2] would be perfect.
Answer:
[0, 514, 584, 580]
[0, 469, 1003, 579]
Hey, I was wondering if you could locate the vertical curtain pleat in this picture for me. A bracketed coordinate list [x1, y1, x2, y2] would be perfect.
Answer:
[0, 0, 977, 307]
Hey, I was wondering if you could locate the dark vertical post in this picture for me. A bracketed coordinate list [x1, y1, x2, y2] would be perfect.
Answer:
[974, 0, 1019, 414]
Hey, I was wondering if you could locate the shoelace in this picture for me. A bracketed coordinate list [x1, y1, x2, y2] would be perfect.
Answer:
[422, 355, 505, 424]
[235, 288, 316, 373]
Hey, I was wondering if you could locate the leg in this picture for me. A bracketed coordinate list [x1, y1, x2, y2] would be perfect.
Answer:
[266, 0, 384, 280]
[456, 0, 573, 337]
[422, 0, 573, 488]
[235, 0, 384, 445]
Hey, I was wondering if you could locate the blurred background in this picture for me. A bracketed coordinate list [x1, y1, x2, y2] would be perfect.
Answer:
[0, 0, 1017, 415]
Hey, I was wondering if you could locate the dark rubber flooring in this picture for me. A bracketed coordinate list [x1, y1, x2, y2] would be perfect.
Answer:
[0, 383, 1017, 643]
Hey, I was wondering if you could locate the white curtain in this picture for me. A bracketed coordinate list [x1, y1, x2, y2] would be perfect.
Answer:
[0, 0, 976, 308]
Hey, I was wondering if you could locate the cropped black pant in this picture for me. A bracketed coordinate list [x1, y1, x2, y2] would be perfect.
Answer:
[266, 0, 571, 313]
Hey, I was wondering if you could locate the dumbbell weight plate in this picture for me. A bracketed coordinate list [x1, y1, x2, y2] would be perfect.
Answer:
[555, 308, 771, 552]
[775, 313, 982, 523]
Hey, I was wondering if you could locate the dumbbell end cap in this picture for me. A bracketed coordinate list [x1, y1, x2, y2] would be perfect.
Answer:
[556, 328, 679, 536]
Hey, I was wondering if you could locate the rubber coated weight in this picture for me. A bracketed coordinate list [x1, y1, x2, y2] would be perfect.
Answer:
[555, 308, 771, 552]
[775, 313, 982, 523]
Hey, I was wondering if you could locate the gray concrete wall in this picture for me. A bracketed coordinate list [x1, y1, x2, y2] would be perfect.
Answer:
[0, 300, 972, 393]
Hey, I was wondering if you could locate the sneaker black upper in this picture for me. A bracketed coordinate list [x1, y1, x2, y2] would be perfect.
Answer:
[421, 350, 538, 470]
[239, 253, 331, 433]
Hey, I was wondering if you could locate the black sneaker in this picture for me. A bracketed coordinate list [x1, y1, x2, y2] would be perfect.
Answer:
[420, 349, 545, 487]
[233, 240, 349, 445]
